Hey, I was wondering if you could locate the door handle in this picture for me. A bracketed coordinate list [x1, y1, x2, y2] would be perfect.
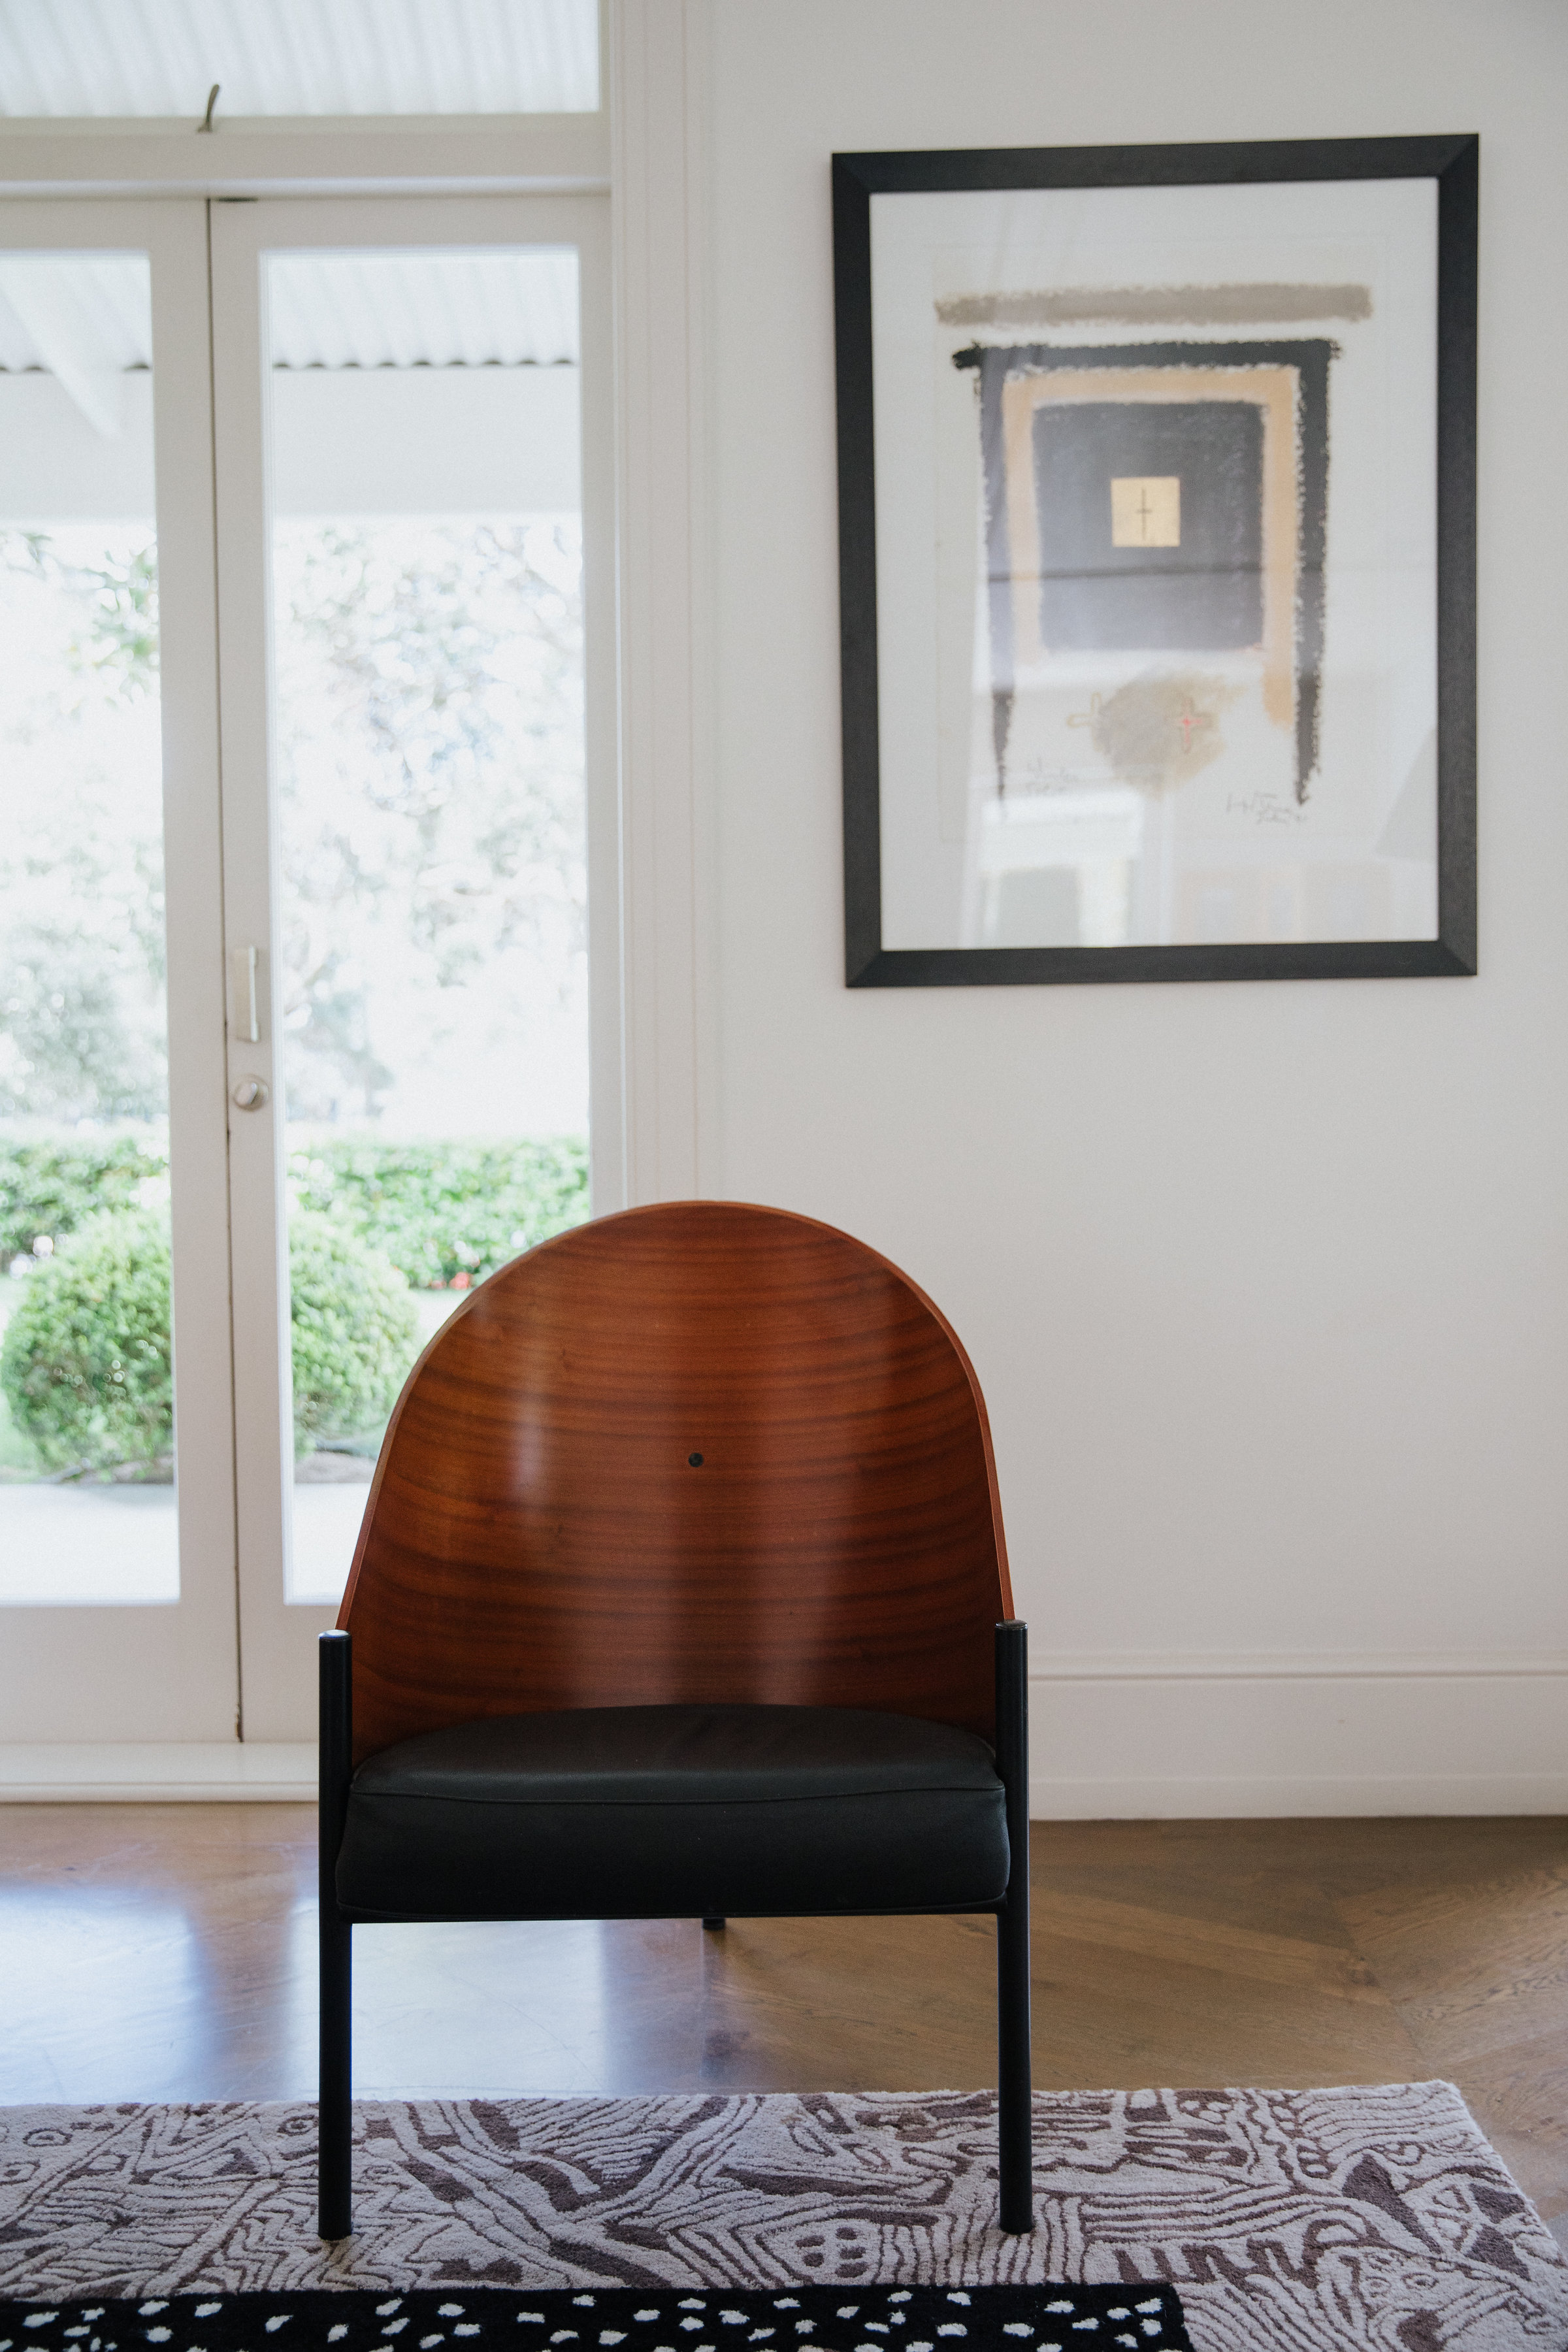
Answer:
[231, 945, 260, 1043]
[232, 1076, 269, 1111]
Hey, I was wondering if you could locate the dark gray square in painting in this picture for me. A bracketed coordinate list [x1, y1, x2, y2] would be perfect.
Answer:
[1032, 400, 1264, 651]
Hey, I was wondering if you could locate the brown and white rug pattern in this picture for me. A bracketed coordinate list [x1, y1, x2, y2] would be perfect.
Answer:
[0, 2085, 1563, 2352]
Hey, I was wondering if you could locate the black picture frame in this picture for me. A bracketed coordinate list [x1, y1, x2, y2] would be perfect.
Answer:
[832, 135, 1478, 987]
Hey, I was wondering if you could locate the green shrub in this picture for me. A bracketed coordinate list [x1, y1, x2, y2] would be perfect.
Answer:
[0, 1131, 589, 1294]
[0, 1209, 172, 1474]
[287, 1135, 588, 1288]
[1, 1209, 420, 1473]
[0, 1132, 166, 1268]
[287, 1212, 421, 1456]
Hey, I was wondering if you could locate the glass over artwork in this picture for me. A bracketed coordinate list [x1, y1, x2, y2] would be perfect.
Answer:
[869, 176, 1441, 953]
[265, 248, 590, 1604]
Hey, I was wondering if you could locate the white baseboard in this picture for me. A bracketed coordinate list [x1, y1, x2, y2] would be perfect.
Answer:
[1030, 1650, 1568, 1680]
[0, 1742, 316, 1801]
[1030, 1771, 1568, 1818]
[5, 1654, 1567, 1815]
[1027, 1654, 1568, 1817]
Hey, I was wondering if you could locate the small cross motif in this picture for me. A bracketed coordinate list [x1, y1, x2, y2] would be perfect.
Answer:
[1110, 476, 1181, 547]
[1175, 696, 1212, 750]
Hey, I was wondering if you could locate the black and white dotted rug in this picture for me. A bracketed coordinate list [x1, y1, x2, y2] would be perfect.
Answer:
[0, 2287, 1192, 2352]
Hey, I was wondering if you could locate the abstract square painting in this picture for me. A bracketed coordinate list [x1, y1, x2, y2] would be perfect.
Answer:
[833, 138, 1477, 984]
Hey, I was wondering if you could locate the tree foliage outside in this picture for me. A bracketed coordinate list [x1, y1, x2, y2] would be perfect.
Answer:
[273, 518, 586, 1130]
[2, 513, 587, 1134]
[1, 506, 589, 1483]
[0, 528, 167, 1123]
[2, 531, 159, 706]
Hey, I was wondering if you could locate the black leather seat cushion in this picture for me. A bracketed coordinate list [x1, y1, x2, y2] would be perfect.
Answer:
[336, 1702, 1009, 1921]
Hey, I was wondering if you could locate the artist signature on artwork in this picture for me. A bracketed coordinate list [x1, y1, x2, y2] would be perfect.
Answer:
[1008, 760, 1113, 792]
[1227, 791, 1307, 828]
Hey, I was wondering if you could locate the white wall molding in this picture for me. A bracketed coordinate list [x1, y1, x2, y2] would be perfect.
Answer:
[1032, 1650, 1568, 1682]
[608, 0, 712, 1203]
[611, 0, 700, 1204]
[10, 1660, 1565, 1812]
[1031, 1772, 1568, 1820]
[0, 118, 610, 199]
[0, 1744, 315, 1802]
[3, 1736, 1560, 1817]
[1027, 1658, 1568, 1817]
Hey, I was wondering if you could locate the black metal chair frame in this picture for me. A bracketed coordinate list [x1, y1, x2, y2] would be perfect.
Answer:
[318, 1619, 1032, 2241]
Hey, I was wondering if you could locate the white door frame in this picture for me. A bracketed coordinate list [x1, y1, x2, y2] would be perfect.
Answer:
[209, 191, 618, 1744]
[0, 199, 238, 1746]
[609, 0, 711, 1208]
[0, 3, 712, 1791]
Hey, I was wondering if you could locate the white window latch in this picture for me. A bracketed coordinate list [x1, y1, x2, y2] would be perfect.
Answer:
[231, 944, 261, 1043]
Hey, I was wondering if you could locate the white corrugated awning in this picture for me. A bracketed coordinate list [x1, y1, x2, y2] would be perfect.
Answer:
[0, 255, 151, 434]
[0, 248, 577, 435]
[0, 0, 596, 118]
[269, 251, 579, 370]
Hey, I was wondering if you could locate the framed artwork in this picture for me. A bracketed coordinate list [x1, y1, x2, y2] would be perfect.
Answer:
[832, 136, 1477, 985]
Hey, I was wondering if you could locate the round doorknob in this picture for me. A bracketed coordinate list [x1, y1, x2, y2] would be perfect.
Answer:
[232, 1076, 269, 1110]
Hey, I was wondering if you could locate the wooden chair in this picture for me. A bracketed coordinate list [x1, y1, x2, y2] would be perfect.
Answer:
[318, 1200, 1031, 2240]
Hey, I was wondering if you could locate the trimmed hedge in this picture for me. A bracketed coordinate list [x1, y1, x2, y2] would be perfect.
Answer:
[0, 1134, 167, 1268]
[0, 1133, 589, 1293]
[287, 1212, 421, 1457]
[286, 1135, 589, 1288]
[0, 1210, 173, 1474]
[1, 1209, 420, 1473]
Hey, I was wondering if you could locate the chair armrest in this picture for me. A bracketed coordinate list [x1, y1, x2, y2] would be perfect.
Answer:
[994, 1619, 1028, 1886]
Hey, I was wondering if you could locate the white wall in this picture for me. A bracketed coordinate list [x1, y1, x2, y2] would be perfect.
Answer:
[694, 0, 1568, 1814]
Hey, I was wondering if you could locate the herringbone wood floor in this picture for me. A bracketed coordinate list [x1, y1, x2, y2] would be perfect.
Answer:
[2, 1808, 1563, 2244]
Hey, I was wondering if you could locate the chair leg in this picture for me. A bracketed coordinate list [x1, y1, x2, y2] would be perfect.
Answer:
[702, 1916, 727, 1931]
[319, 1627, 354, 2240]
[319, 1908, 353, 2240]
[996, 1886, 1032, 2231]
[995, 1618, 1033, 2233]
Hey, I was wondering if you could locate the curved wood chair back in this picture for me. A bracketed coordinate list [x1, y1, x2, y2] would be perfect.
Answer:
[338, 1201, 1013, 1764]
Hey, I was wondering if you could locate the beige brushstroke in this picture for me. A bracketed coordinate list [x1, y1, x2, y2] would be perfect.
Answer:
[1002, 362, 1299, 732]
[938, 282, 1371, 329]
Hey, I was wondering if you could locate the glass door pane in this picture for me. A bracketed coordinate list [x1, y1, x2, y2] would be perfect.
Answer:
[266, 248, 591, 1603]
[0, 254, 177, 1602]
[212, 195, 613, 1741]
[0, 203, 237, 1746]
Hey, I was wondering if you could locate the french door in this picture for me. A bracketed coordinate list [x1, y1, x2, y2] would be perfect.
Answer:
[0, 193, 614, 1750]
[0, 202, 235, 1745]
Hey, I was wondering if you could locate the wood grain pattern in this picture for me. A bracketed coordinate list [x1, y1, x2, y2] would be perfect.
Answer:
[339, 1202, 1013, 1764]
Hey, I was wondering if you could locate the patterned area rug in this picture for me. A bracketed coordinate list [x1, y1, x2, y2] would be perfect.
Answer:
[1, 2086, 1563, 2352]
